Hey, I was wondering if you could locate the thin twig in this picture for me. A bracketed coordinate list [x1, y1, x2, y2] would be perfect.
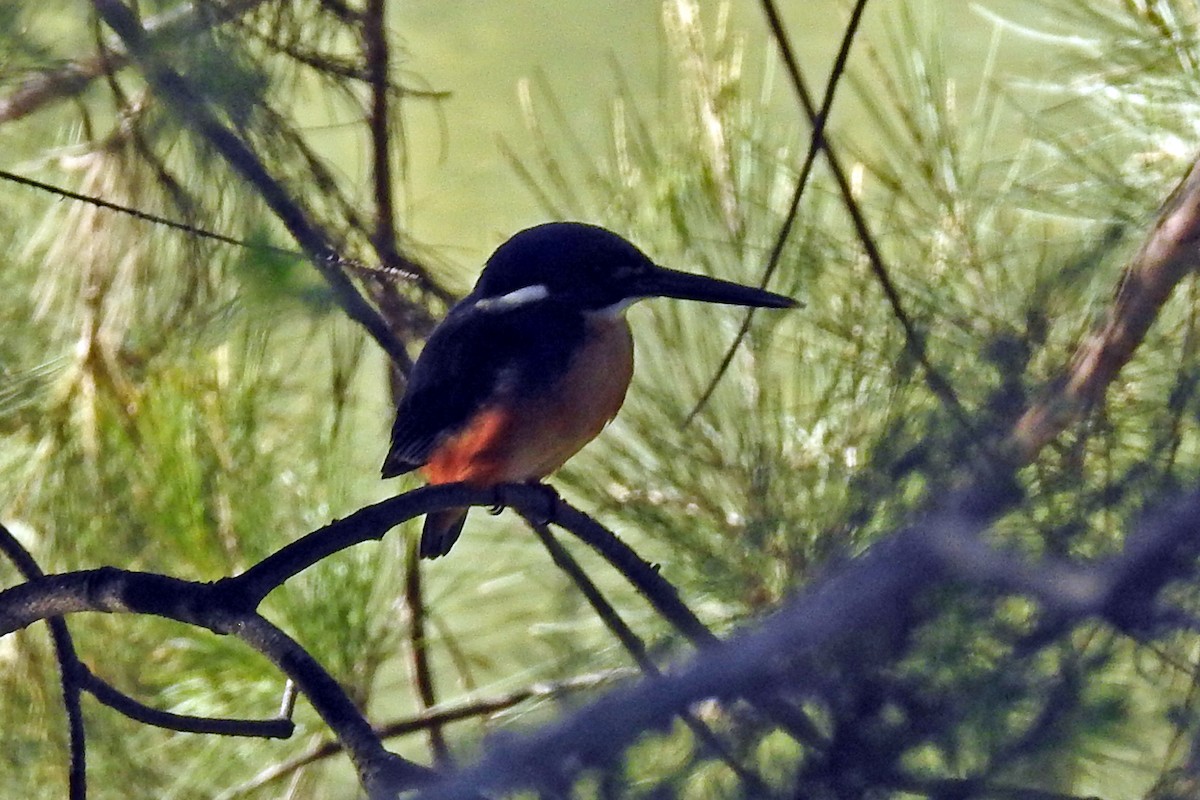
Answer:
[524, 517, 776, 796]
[0, 168, 276, 254]
[403, 537, 452, 765]
[81, 669, 294, 738]
[756, 0, 972, 431]
[0, 168, 425, 286]
[91, 0, 414, 373]
[359, 0, 448, 398]
[360, 0, 454, 312]
[0, 525, 87, 800]
[222, 669, 635, 798]
[364, 0, 401, 273]
[685, 0, 868, 425]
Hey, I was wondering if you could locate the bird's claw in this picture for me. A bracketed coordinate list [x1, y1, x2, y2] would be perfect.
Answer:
[488, 486, 507, 515]
[491, 482, 561, 524]
[526, 481, 561, 526]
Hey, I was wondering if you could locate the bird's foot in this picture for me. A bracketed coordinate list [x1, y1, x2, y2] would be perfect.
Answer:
[488, 486, 506, 516]
[491, 482, 561, 524]
[524, 480, 562, 526]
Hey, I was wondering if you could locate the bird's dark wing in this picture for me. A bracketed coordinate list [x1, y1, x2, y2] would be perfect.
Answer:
[381, 298, 585, 477]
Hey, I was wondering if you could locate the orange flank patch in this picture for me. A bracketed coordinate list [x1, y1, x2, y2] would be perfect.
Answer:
[421, 407, 516, 485]
[421, 316, 636, 488]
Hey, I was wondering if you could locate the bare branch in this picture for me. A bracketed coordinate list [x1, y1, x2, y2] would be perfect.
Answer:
[411, 490, 1200, 799]
[685, 0, 866, 425]
[0, 168, 297, 255]
[360, 0, 451, 394]
[525, 491, 827, 746]
[403, 538, 452, 765]
[524, 517, 776, 795]
[0, 525, 87, 800]
[1009, 155, 1200, 463]
[0, 567, 434, 797]
[91, 0, 415, 373]
[223, 669, 635, 797]
[0, 0, 270, 125]
[81, 669, 294, 738]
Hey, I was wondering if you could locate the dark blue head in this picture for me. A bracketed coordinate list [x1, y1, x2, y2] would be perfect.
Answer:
[472, 222, 797, 313]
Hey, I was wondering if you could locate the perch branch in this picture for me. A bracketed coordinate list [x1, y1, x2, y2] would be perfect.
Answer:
[0, 568, 433, 798]
[523, 518, 775, 795]
[525, 500, 826, 745]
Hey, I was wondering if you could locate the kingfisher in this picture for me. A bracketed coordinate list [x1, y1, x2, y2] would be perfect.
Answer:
[382, 222, 798, 558]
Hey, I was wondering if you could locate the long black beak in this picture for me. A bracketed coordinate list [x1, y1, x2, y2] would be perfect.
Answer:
[637, 265, 800, 309]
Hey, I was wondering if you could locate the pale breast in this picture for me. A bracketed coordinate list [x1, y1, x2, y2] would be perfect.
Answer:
[499, 315, 634, 481]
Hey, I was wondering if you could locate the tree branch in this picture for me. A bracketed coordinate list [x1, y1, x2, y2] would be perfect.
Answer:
[411, 489, 1200, 799]
[0, 0, 270, 125]
[91, 0, 414, 373]
[1008, 154, 1200, 463]
[0, 525, 87, 800]
[360, 0, 449, 304]
[684, 0, 866, 425]
[403, 537, 452, 765]
[81, 668, 294, 738]
[0, 567, 433, 798]
[524, 517, 775, 795]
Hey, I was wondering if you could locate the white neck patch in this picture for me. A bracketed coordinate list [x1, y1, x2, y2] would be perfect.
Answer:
[588, 297, 639, 319]
[475, 284, 550, 312]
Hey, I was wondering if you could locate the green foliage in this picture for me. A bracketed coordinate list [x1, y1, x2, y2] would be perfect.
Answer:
[5, 0, 1200, 798]
[500, 1, 1200, 797]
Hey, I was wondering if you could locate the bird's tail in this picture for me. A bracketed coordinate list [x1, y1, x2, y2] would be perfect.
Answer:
[421, 508, 469, 559]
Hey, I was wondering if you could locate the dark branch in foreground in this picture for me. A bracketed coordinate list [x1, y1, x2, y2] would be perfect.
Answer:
[4, 476, 1200, 797]
[407, 489, 1200, 798]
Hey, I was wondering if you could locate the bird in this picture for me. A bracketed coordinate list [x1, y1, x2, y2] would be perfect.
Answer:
[382, 221, 798, 559]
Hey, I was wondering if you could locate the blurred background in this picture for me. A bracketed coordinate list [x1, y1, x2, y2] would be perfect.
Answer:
[3, 1, 1200, 797]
